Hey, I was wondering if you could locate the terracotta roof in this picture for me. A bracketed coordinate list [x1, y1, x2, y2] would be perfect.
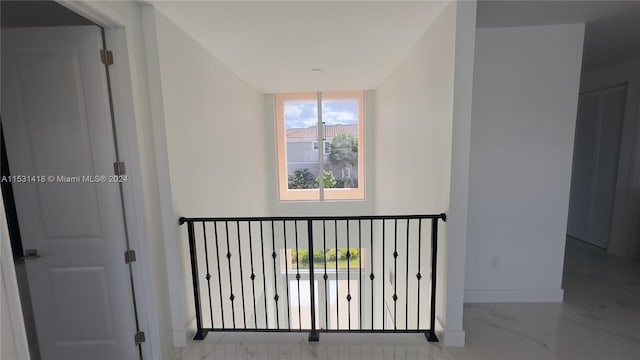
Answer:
[286, 124, 358, 139]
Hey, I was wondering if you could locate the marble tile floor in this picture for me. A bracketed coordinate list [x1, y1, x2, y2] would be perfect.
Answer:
[176, 238, 640, 359]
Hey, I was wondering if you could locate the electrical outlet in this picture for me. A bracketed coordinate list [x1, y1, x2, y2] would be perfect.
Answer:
[492, 256, 500, 268]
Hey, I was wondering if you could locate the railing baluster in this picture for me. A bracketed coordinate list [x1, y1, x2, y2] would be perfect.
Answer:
[213, 221, 225, 328]
[416, 219, 422, 330]
[248, 222, 258, 328]
[225, 221, 236, 329]
[382, 219, 385, 331]
[202, 222, 214, 328]
[187, 221, 206, 339]
[358, 219, 362, 330]
[236, 221, 247, 328]
[335, 220, 339, 330]
[259, 221, 268, 329]
[307, 220, 319, 341]
[294, 221, 302, 331]
[393, 218, 398, 331]
[283, 221, 291, 329]
[323, 220, 328, 330]
[370, 219, 374, 331]
[271, 221, 280, 330]
[347, 220, 351, 330]
[405, 219, 410, 332]
[427, 218, 439, 342]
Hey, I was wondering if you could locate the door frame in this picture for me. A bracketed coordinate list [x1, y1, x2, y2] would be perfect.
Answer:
[1, 199, 31, 360]
[49, 2, 162, 358]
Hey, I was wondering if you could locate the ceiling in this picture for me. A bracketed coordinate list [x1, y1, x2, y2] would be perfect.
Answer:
[150, 1, 448, 93]
[477, 0, 640, 71]
[149, 1, 640, 91]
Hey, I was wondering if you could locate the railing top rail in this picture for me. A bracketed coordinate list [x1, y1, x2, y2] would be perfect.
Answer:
[179, 213, 446, 225]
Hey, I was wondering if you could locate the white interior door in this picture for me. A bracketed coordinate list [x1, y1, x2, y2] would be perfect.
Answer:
[589, 86, 626, 248]
[1, 26, 139, 360]
[568, 85, 627, 248]
[568, 92, 599, 242]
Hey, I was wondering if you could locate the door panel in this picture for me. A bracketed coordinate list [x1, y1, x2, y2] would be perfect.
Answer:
[568, 85, 626, 249]
[589, 86, 626, 248]
[568, 92, 599, 242]
[48, 267, 114, 343]
[1, 26, 138, 359]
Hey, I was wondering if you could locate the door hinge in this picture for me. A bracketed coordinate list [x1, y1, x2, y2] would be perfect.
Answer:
[113, 161, 126, 176]
[100, 49, 114, 65]
[134, 331, 145, 345]
[124, 250, 136, 264]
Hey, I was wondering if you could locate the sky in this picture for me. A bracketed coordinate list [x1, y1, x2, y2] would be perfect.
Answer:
[284, 99, 358, 129]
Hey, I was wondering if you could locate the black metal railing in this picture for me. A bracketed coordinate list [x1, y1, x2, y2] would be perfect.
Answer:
[179, 214, 446, 342]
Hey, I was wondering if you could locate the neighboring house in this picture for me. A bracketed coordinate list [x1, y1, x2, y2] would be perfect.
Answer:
[286, 124, 358, 182]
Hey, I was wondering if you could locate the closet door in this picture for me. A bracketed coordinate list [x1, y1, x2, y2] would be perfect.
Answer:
[567, 85, 626, 248]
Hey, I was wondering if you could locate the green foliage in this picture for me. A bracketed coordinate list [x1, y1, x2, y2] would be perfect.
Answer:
[334, 248, 359, 260]
[313, 250, 325, 262]
[328, 133, 358, 188]
[289, 248, 360, 269]
[299, 250, 309, 263]
[290, 249, 309, 264]
[314, 170, 337, 189]
[287, 168, 316, 189]
[328, 133, 358, 169]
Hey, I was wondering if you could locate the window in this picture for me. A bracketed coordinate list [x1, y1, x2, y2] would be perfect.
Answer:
[281, 248, 365, 329]
[312, 141, 330, 154]
[283, 248, 365, 271]
[276, 91, 364, 201]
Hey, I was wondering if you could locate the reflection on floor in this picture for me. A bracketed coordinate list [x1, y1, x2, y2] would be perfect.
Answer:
[177, 333, 453, 360]
[176, 237, 640, 360]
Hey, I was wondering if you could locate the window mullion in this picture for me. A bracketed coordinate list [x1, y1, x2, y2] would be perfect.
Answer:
[317, 91, 324, 201]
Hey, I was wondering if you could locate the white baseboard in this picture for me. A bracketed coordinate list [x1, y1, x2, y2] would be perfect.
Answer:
[464, 289, 564, 303]
[443, 328, 466, 347]
[173, 329, 187, 347]
[173, 318, 197, 347]
[436, 316, 466, 347]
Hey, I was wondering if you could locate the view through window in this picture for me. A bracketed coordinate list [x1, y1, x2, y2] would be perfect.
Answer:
[282, 248, 364, 330]
[276, 91, 364, 201]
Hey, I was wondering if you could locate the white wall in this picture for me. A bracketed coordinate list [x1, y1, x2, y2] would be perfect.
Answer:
[152, 11, 268, 219]
[579, 57, 640, 260]
[375, 2, 456, 336]
[445, 0, 477, 346]
[374, 1, 477, 346]
[144, 7, 268, 345]
[374, 3, 455, 217]
[465, 23, 585, 302]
